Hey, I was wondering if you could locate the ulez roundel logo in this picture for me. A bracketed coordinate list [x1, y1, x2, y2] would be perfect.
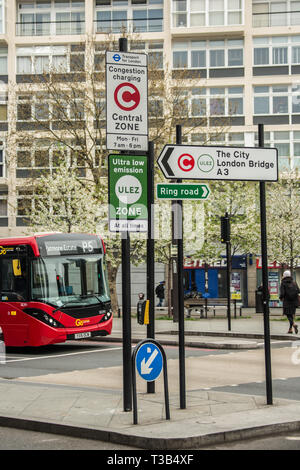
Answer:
[197, 154, 214, 173]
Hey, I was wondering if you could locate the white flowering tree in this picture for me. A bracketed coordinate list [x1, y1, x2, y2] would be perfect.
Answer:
[27, 159, 99, 234]
[267, 169, 300, 271]
[192, 180, 261, 262]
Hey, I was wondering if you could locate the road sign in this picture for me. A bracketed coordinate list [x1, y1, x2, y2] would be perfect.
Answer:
[136, 341, 163, 382]
[157, 183, 210, 200]
[108, 154, 148, 232]
[157, 145, 278, 182]
[106, 51, 148, 152]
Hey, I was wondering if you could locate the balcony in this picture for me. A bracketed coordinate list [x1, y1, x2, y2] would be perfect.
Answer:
[16, 20, 85, 36]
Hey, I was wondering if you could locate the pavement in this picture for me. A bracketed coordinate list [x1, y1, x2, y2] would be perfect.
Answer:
[1, 308, 300, 449]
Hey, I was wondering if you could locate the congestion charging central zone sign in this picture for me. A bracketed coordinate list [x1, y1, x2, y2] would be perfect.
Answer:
[108, 154, 148, 232]
[158, 145, 278, 181]
[106, 51, 148, 152]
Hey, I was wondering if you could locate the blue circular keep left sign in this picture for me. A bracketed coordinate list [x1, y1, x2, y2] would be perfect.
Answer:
[136, 342, 163, 382]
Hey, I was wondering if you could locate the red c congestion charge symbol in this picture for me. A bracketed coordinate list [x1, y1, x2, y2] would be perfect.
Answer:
[114, 83, 140, 111]
[178, 153, 195, 172]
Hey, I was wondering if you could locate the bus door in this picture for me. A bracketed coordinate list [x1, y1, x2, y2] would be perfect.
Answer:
[0, 253, 30, 345]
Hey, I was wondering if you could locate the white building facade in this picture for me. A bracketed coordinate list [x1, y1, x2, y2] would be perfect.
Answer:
[0, 0, 298, 236]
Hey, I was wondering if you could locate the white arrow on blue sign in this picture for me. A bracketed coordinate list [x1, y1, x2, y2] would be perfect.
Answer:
[136, 342, 163, 382]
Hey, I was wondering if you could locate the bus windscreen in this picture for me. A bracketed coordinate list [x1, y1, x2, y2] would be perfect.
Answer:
[31, 254, 110, 308]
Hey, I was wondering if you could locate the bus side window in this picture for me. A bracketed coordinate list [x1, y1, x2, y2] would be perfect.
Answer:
[0, 258, 18, 301]
[1, 259, 13, 291]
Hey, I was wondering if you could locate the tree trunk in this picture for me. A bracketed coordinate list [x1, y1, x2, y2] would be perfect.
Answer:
[107, 261, 119, 314]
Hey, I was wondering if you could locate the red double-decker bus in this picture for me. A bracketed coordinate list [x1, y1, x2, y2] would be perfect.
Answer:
[0, 233, 113, 347]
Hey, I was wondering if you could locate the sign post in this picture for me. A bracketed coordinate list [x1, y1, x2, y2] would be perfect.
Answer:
[132, 339, 170, 425]
[221, 213, 231, 331]
[157, 137, 277, 407]
[258, 123, 273, 405]
[147, 141, 155, 394]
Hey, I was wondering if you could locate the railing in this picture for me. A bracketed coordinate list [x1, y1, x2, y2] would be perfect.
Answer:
[94, 17, 163, 34]
[16, 20, 85, 36]
[253, 10, 300, 27]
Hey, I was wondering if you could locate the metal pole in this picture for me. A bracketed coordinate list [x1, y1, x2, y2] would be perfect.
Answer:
[226, 216, 231, 331]
[176, 124, 186, 409]
[147, 140, 155, 394]
[122, 233, 132, 411]
[258, 123, 273, 405]
[119, 37, 132, 412]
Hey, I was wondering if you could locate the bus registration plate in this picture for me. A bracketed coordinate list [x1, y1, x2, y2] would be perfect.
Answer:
[75, 332, 91, 339]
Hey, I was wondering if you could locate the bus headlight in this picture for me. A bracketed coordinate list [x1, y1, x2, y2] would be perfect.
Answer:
[23, 308, 64, 328]
[100, 310, 112, 322]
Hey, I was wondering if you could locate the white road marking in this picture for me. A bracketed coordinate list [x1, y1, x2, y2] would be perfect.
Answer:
[4, 346, 122, 363]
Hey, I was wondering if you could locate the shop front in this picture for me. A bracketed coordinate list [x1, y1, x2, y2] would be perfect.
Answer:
[256, 258, 300, 307]
[184, 255, 248, 306]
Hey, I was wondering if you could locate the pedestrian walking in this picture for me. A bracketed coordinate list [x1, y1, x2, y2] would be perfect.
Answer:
[155, 281, 165, 307]
[279, 270, 300, 334]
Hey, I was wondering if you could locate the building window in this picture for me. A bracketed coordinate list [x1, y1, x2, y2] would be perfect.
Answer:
[254, 84, 300, 116]
[254, 85, 286, 114]
[16, 44, 85, 74]
[17, 91, 85, 124]
[16, 140, 86, 179]
[253, 0, 300, 27]
[253, 35, 300, 75]
[172, 0, 243, 28]
[173, 39, 243, 69]
[0, 142, 5, 177]
[0, 46, 7, 75]
[16, 189, 34, 225]
[16, 1, 85, 36]
[255, 131, 296, 171]
[0, 0, 4, 34]
[130, 41, 164, 68]
[95, 0, 163, 33]
[0, 187, 8, 226]
[190, 131, 244, 145]
[0, 93, 7, 122]
[0, 193, 7, 215]
[254, 36, 291, 65]
[175, 86, 243, 118]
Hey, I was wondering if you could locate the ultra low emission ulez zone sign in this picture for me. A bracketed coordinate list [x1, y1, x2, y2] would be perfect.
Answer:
[158, 145, 278, 181]
[106, 51, 148, 152]
[108, 154, 148, 232]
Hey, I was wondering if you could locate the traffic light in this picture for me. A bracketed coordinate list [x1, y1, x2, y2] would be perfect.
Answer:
[221, 215, 230, 243]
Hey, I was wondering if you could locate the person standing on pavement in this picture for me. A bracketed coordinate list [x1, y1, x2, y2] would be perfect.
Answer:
[155, 281, 165, 307]
[279, 270, 300, 334]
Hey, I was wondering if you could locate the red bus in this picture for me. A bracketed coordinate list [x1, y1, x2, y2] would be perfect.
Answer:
[0, 233, 113, 347]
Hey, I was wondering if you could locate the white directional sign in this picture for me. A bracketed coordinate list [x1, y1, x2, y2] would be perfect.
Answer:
[106, 51, 148, 152]
[158, 145, 278, 182]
